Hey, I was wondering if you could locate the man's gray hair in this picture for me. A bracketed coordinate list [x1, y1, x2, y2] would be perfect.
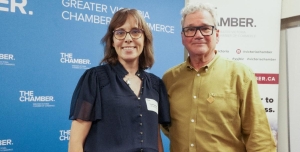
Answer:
[180, 2, 218, 29]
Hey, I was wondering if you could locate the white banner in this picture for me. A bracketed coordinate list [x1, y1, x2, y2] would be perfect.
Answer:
[188, 0, 281, 144]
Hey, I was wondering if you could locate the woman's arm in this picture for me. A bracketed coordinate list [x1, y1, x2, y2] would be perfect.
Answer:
[158, 125, 164, 152]
[68, 119, 92, 152]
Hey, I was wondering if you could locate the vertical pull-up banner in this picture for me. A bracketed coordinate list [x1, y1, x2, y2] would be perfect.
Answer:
[188, 0, 281, 148]
[0, 0, 184, 151]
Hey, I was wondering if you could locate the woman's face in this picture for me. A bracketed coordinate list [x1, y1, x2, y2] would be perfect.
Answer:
[112, 15, 144, 64]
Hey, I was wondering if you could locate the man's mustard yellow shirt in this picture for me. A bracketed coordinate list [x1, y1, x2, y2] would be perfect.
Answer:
[162, 54, 276, 152]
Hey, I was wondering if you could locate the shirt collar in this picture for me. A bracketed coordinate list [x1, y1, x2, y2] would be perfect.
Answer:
[111, 62, 143, 78]
[185, 51, 220, 72]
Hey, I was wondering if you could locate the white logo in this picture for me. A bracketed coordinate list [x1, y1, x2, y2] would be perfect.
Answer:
[0, 139, 13, 146]
[59, 130, 70, 141]
[0, 0, 33, 15]
[0, 54, 14, 60]
[60, 53, 91, 69]
[19, 91, 55, 102]
[19, 91, 55, 108]
[0, 53, 15, 66]
[61, 0, 111, 24]
[0, 139, 13, 152]
[60, 53, 91, 65]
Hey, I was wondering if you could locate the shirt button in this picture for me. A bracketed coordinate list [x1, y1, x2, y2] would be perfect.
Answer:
[140, 132, 143, 134]
[191, 143, 194, 147]
[140, 123, 143, 126]
[193, 96, 196, 99]
[138, 97, 141, 100]
[140, 114, 142, 117]
[197, 73, 200, 76]
[141, 140, 144, 143]
[191, 119, 195, 122]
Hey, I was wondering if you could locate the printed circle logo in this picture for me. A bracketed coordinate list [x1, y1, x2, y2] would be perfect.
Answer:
[236, 49, 241, 54]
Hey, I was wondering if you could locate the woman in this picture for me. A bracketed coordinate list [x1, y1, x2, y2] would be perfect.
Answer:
[68, 8, 170, 152]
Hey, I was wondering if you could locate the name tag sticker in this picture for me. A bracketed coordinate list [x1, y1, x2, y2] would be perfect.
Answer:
[145, 98, 158, 114]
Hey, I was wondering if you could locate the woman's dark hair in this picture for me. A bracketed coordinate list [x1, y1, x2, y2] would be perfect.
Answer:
[100, 8, 154, 69]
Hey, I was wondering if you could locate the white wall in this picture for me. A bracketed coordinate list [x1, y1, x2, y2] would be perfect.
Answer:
[281, 0, 300, 19]
[278, 28, 289, 152]
[279, 0, 300, 151]
[286, 27, 300, 152]
[279, 16, 300, 152]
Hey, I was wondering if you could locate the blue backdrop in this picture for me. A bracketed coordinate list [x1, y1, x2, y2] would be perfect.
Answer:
[0, 0, 184, 151]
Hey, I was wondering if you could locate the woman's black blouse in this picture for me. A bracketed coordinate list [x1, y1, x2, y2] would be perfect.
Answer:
[69, 62, 170, 152]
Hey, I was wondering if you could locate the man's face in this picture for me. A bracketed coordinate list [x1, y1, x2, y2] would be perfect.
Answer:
[181, 10, 219, 57]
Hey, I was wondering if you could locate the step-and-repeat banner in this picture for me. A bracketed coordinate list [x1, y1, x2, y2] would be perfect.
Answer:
[0, 0, 184, 151]
[188, 0, 281, 146]
[1, 0, 281, 151]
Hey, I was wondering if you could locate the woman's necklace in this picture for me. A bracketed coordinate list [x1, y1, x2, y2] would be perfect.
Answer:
[124, 71, 140, 86]
[125, 78, 131, 86]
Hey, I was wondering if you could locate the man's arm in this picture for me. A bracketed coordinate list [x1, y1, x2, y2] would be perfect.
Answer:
[240, 70, 276, 152]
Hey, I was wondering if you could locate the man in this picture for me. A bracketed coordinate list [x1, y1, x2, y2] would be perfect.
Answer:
[161, 2, 276, 152]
